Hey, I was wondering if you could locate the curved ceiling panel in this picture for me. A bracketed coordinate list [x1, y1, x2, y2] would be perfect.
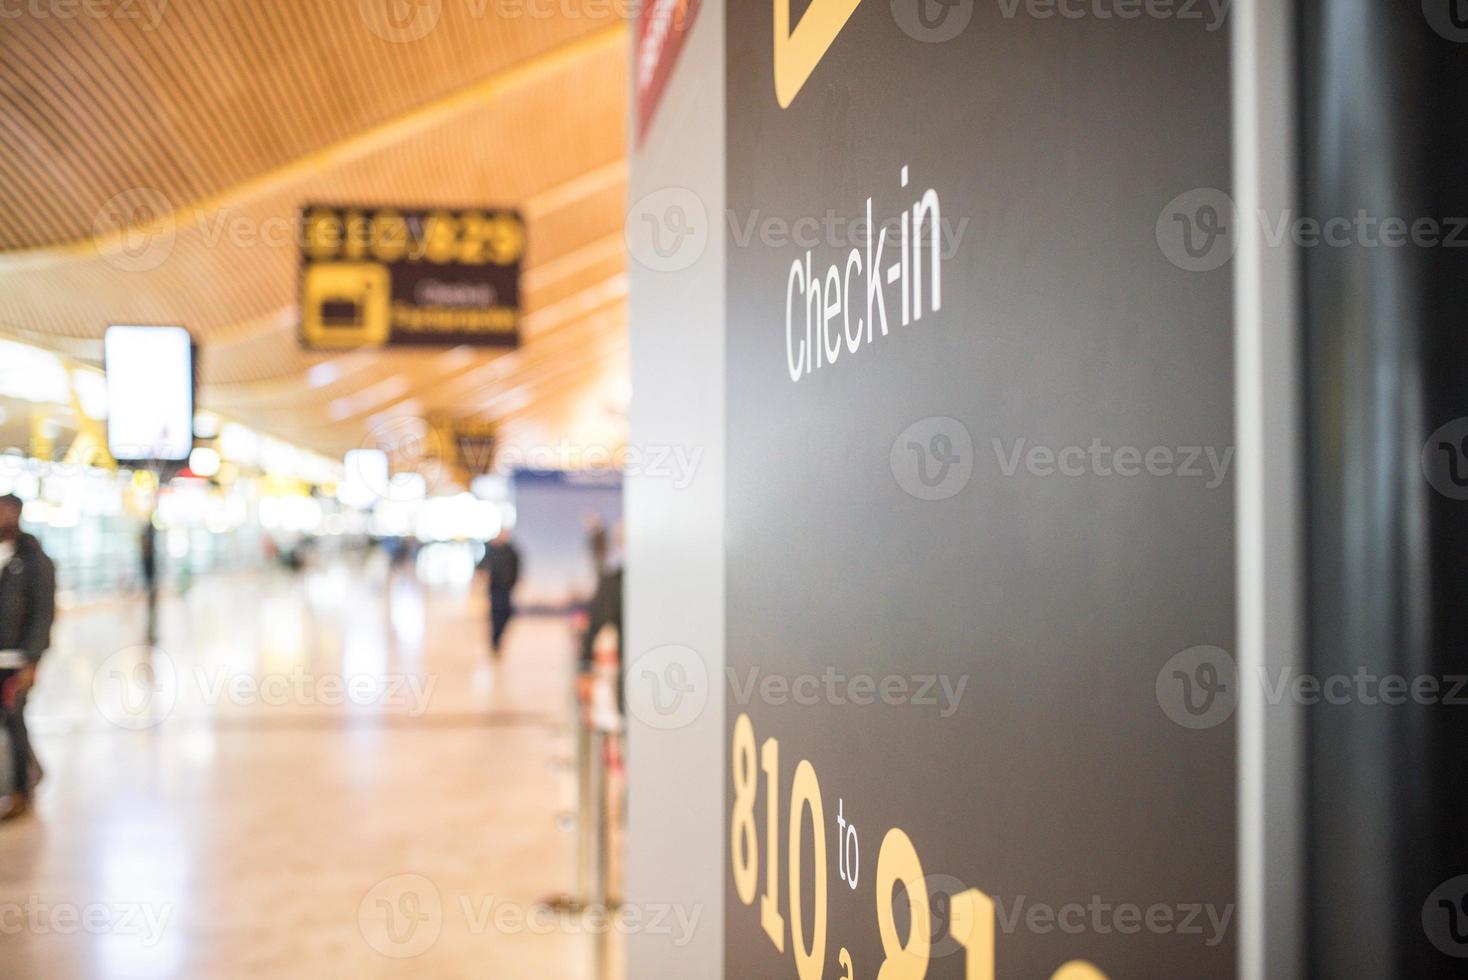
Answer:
[0, 4, 632, 461]
[0, 0, 621, 249]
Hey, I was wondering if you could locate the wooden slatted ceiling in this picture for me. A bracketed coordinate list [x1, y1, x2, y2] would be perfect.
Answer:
[0, 3, 632, 460]
[0, 0, 618, 248]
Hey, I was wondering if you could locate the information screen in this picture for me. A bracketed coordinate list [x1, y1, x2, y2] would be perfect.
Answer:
[105, 325, 194, 462]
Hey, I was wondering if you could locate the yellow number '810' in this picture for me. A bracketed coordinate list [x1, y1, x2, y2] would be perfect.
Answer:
[731, 712, 1109, 980]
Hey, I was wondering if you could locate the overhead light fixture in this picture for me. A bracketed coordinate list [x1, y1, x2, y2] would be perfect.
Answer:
[308, 361, 342, 388]
[188, 447, 222, 478]
[193, 410, 222, 439]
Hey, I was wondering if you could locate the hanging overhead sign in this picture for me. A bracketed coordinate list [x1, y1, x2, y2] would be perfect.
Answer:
[299, 206, 524, 350]
[452, 418, 498, 476]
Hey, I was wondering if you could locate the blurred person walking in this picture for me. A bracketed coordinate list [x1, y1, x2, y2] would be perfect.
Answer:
[579, 522, 623, 712]
[139, 520, 158, 644]
[481, 528, 521, 658]
[584, 511, 608, 576]
[0, 494, 55, 821]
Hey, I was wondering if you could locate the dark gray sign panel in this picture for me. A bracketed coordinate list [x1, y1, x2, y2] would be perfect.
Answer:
[726, 2, 1235, 978]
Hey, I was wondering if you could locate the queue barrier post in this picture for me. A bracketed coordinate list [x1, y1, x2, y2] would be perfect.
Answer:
[541, 621, 623, 959]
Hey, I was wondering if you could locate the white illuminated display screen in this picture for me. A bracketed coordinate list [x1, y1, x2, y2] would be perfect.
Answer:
[105, 325, 195, 462]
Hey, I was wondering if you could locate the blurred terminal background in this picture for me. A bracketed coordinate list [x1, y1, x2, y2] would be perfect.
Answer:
[0, 5, 641, 979]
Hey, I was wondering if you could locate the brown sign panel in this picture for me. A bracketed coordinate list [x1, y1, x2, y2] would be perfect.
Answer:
[299, 206, 524, 349]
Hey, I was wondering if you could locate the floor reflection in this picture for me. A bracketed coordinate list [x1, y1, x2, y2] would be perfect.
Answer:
[0, 560, 591, 979]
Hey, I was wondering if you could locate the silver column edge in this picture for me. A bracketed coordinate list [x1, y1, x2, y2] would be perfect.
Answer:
[1232, 1, 1304, 978]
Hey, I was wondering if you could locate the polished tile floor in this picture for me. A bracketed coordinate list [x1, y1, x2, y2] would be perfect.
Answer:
[0, 556, 605, 979]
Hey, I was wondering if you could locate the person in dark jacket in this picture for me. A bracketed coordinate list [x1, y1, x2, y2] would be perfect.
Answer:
[579, 565, 624, 717]
[579, 567, 623, 675]
[0, 494, 55, 820]
[578, 522, 623, 714]
[481, 528, 520, 658]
